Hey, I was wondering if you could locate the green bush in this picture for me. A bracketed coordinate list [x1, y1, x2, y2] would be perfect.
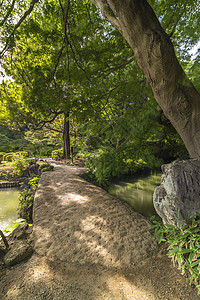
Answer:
[82, 143, 163, 186]
[4, 153, 15, 162]
[150, 214, 200, 294]
[52, 148, 63, 160]
[17, 188, 34, 222]
[0, 152, 5, 162]
[28, 176, 40, 189]
[40, 163, 54, 172]
[17, 176, 40, 222]
[84, 148, 127, 186]
[3, 151, 28, 162]
[3, 219, 27, 235]
[11, 153, 29, 175]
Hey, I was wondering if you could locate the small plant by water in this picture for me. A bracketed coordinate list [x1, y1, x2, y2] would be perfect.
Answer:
[17, 162, 53, 223]
[17, 176, 41, 222]
[3, 219, 28, 235]
[150, 214, 200, 294]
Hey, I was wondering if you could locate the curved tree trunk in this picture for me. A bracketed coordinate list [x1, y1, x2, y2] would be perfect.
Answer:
[63, 112, 70, 159]
[91, 0, 200, 158]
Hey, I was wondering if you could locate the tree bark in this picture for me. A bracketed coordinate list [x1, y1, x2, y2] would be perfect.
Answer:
[90, 0, 200, 158]
[63, 112, 70, 159]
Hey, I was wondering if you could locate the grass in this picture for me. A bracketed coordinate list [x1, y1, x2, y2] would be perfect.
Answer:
[150, 214, 200, 294]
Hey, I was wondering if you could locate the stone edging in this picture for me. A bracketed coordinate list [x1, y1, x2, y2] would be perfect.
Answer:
[0, 181, 20, 188]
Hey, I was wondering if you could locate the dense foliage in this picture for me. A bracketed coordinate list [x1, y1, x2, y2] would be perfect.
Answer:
[0, 0, 199, 183]
[151, 214, 200, 294]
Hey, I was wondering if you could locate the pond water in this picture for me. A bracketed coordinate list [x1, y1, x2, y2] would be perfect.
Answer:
[108, 171, 162, 217]
[0, 188, 20, 231]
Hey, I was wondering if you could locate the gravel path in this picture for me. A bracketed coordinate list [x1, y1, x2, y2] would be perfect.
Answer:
[1, 163, 199, 299]
[33, 164, 158, 267]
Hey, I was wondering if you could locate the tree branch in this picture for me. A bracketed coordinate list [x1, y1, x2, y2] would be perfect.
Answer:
[0, 0, 16, 26]
[50, 43, 66, 81]
[58, 0, 90, 82]
[0, 0, 40, 58]
[104, 57, 134, 74]
[0, 230, 9, 249]
[33, 111, 64, 130]
[43, 124, 63, 133]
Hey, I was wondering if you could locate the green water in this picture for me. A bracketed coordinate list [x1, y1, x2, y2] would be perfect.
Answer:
[0, 188, 20, 231]
[108, 171, 161, 217]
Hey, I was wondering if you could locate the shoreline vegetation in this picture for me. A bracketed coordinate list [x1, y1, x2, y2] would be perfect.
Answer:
[0, 153, 54, 229]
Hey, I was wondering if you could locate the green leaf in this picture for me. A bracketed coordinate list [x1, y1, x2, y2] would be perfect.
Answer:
[191, 259, 200, 268]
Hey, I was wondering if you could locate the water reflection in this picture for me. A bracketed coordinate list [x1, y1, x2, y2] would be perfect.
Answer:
[0, 188, 19, 231]
[108, 171, 161, 217]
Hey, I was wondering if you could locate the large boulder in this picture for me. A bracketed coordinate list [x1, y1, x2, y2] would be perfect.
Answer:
[3, 240, 33, 266]
[153, 159, 200, 226]
[23, 163, 41, 178]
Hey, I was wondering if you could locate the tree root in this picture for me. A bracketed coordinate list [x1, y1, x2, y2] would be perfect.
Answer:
[0, 230, 9, 249]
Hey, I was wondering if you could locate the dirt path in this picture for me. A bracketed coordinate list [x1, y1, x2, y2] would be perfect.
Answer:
[0, 163, 199, 299]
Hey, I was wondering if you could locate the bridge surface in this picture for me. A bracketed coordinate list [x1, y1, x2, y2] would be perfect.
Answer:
[33, 163, 157, 268]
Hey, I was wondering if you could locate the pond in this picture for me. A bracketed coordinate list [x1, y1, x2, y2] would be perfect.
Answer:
[0, 188, 20, 231]
[108, 171, 162, 218]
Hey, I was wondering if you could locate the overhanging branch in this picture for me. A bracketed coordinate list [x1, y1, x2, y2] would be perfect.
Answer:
[0, 0, 16, 26]
[0, 0, 40, 58]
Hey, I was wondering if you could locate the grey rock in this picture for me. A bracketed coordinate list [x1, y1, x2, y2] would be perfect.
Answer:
[10, 223, 29, 240]
[153, 159, 200, 226]
[3, 240, 33, 266]
[0, 246, 7, 260]
[24, 163, 41, 178]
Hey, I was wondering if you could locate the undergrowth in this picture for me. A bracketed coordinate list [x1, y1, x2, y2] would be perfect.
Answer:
[3, 219, 28, 235]
[150, 214, 200, 294]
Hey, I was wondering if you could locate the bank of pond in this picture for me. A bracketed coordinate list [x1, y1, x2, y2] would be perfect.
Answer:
[109, 170, 161, 218]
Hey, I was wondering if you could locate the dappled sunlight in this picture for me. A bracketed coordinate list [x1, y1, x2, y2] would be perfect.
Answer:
[59, 193, 89, 205]
[72, 215, 120, 266]
[74, 229, 117, 266]
[33, 225, 52, 257]
[33, 225, 51, 239]
[81, 215, 107, 231]
[31, 263, 53, 282]
[105, 275, 154, 300]
[33, 164, 158, 271]
[6, 285, 20, 299]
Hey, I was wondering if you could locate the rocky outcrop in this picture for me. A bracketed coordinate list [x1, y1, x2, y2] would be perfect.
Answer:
[153, 159, 200, 226]
[0, 223, 33, 266]
[23, 163, 41, 178]
[3, 240, 33, 266]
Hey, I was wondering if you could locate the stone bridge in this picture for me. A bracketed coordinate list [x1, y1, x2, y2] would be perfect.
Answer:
[33, 163, 157, 268]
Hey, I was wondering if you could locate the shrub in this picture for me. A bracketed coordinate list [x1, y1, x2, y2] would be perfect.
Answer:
[4, 153, 15, 162]
[3, 151, 28, 162]
[150, 214, 200, 294]
[17, 188, 34, 222]
[28, 176, 40, 189]
[17, 176, 40, 222]
[40, 163, 54, 172]
[0, 152, 5, 162]
[3, 219, 27, 235]
[52, 148, 63, 160]
[11, 153, 29, 175]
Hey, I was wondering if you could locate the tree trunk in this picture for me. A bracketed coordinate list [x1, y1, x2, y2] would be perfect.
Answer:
[90, 0, 200, 158]
[63, 112, 70, 159]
